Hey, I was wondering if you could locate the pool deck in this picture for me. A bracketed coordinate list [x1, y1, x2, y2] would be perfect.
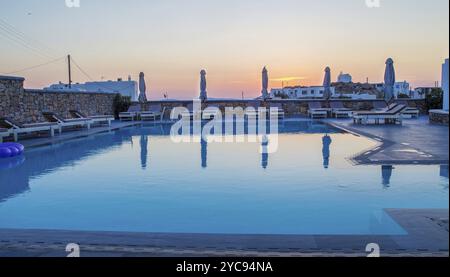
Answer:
[1, 116, 448, 257]
[325, 116, 449, 165]
[0, 209, 447, 257]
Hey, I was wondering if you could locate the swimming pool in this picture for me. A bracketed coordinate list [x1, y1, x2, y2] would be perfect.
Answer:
[0, 122, 448, 235]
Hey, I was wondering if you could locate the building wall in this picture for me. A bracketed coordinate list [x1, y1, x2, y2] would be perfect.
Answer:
[45, 80, 139, 101]
[0, 76, 115, 124]
[442, 59, 449, 111]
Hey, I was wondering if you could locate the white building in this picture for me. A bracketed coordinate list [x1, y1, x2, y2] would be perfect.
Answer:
[45, 77, 139, 101]
[270, 86, 336, 99]
[442, 58, 449, 111]
[337, 72, 352, 83]
[373, 81, 412, 98]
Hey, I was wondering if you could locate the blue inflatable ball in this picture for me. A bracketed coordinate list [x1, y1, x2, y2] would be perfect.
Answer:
[0, 147, 12, 158]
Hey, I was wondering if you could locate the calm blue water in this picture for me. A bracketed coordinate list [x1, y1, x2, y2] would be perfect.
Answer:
[0, 122, 448, 235]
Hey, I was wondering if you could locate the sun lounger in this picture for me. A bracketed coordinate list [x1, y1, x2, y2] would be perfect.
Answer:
[353, 104, 407, 125]
[70, 110, 114, 126]
[330, 102, 353, 118]
[396, 101, 420, 118]
[269, 103, 285, 120]
[0, 117, 60, 142]
[245, 102, 263, 119]
[0, 128, 11, 143]
[372, 101, 388, 111]
[119, 105, 141, 121]
[308, 102, 328, 119]
[43, 112, 92, 130]
[140, 104, 165, 121]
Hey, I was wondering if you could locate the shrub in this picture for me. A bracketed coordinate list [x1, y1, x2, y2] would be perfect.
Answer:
[113, 94, 132, 119]
[425, 88, 443, 111]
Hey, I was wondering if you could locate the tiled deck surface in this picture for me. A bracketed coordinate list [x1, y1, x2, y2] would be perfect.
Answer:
[1, 117, 448, 257]
[326, 116, 449, 165]
[0, 209, 447, 257]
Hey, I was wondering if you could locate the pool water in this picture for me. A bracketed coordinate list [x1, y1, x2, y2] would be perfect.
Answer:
[0, 122, 448, 235]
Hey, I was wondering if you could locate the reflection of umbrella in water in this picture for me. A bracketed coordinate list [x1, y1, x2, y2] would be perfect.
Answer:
[382, 165, 394, 187]
[322, 134, 332, 169]
[140, 135, 148, 169]
[261, 135, 269, 169]
[201, 137, 208, 168]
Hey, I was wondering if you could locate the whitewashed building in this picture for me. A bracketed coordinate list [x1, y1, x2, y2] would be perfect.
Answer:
[373, 81, 411, 98]
[45, 77, 139, 101]
[337, 72, 352, 83]
[270, 85, 336, 99]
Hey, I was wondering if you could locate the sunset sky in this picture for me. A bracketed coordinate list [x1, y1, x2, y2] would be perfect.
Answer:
[0, 0, 449, 99]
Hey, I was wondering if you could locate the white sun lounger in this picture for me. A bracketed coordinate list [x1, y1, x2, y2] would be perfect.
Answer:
[1, 117, 60, 142]
[245, 102, 263, 119]
[308, 102, 328, 119]
[140, 104, 165, 122]
[396, 101, 420, 118]
[353, 104, 407, 125]
[330, 102, 353, 118]
[119, 105, 141, 121]
[269, 103, 285, 120]
[43, 112, 92, 130]
[70, 110, 114, 126]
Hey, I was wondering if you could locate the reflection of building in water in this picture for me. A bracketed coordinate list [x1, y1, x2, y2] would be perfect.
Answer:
[261, 135, 269, 169]
[322, 135, 332, 169]
[382, 165, 394, 187]
[201, 138, 208, 169]
[140, 135, 149, 170]
[440, 165, 449, 179]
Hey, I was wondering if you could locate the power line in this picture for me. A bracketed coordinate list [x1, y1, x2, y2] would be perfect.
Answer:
[0, 18, 61, 57]
[1, 56, 66, 75]
[0, 18, 61, 60]
[0, 26, 55, 60]
[69, 56, 137, 92]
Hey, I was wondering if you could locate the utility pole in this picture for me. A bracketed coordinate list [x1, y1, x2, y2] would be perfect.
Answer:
[68, 55, 72, 88]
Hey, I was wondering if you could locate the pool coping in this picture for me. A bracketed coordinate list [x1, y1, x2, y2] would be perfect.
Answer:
[0, 209, 448, 257]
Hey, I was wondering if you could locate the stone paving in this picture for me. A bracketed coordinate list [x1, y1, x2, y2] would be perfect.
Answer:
[326, 116, 449, 165]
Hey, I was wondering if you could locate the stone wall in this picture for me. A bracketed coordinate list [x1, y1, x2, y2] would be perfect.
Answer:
[143, 99, 427, 118]
[1, 75, 428, 124]
[429, 110, 449, 125]
[0, 76, 115, 124]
